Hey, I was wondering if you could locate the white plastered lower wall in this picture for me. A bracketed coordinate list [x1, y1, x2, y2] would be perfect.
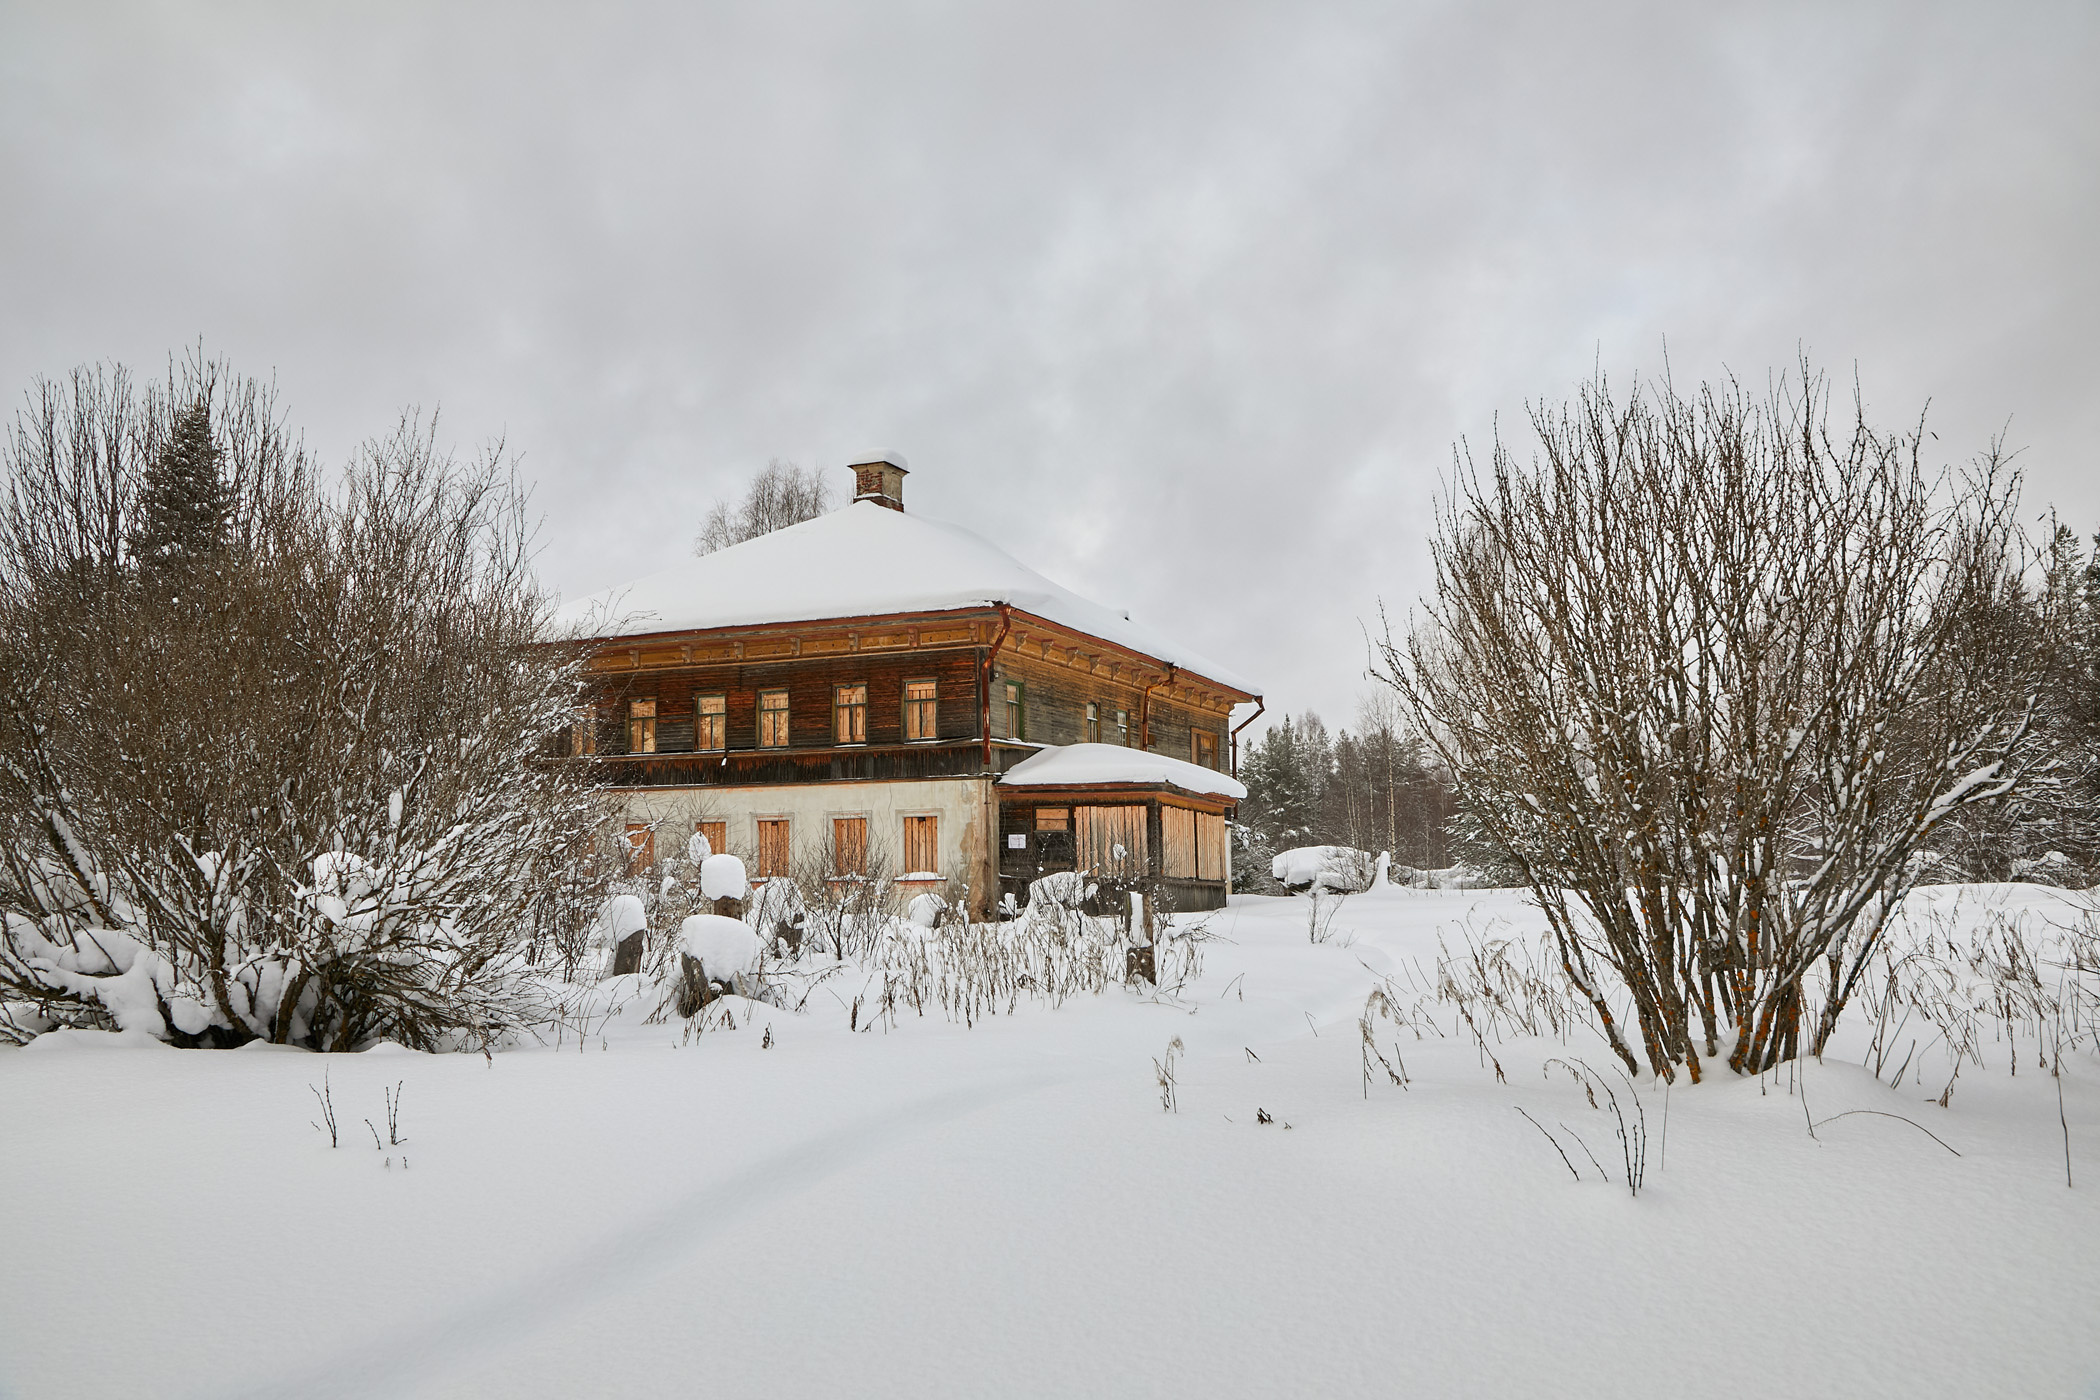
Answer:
[610, 776, 995, 892]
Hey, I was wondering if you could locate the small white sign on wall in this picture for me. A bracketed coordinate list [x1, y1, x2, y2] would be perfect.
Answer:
[1007, 834, 1027, 848]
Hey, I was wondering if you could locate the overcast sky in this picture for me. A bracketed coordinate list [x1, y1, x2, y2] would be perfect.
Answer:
[5, 2, 2095, 735]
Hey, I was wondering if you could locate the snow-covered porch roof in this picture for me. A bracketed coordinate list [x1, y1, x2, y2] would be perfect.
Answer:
[997, 743, 1247, 804]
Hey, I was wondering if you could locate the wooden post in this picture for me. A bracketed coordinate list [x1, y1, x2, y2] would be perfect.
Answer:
[611, 930, 645, 977]
[1126, 890, 1156, 986]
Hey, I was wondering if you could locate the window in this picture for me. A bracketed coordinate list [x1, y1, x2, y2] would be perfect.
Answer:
[696, 694, 726, 751]
[834, 683, 867, 744]
[1032, 807, 1074, 866]
[1003, 680, 1024, 739]
[832, 816, 867, 876]
[1193, 729, 1217, 769]
[759, 689, 789, 748]
[903, 814, 938, 875]
[1085, 702, 1100, 744]
[623, 822, 655, 876]
[571, 719, 596, 757]
[1115, 709, 1129, 744]
[757, 818, 791, 878]
[628, 699, 656, 754]
[905, 679, 938, 741]
[694, 820, 726, 861]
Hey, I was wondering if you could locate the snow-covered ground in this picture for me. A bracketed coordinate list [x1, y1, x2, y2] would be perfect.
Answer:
[4, 885, 2098, 1399]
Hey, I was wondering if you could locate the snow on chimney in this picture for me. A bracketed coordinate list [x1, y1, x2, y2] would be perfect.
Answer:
[849, 453, 909, 512]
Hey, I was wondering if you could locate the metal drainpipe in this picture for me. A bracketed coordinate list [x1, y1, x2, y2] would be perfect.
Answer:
[1138, 664, 1176, 750]
[980, 604, 1015, 920]
[980, 603, 1014, 773]
[1229, 697, 1265, 777]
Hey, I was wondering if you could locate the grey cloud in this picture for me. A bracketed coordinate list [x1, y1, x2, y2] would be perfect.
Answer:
[4, 0, 2094, 728]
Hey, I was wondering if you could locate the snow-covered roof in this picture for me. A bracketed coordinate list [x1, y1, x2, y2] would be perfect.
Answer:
[998, 743, 1248, 801]
[554, 501, 1258, 696]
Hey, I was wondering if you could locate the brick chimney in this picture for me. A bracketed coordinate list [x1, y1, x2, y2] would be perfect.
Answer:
[849, 453, 909, 511]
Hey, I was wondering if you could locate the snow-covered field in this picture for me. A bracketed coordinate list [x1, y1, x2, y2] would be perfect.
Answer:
[4, 885, 2098, 1400]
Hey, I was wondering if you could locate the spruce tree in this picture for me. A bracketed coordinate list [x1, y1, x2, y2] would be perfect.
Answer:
[129, 398, 231, 581]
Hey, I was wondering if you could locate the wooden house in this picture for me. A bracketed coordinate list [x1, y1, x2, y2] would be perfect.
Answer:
[556, 457, 1262, 911]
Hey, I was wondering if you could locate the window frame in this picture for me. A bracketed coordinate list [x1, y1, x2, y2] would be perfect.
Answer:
[756, 817, 792, 879]
[834, 683, 868, 746]
[694, 819, 727, 862]
[1084, 701, 1100, 744]
[1193, 729, 1217, 769]
[695, 693, 727, 752]
[904, 678, 939, 742]
[902, 813, 939, 876]
[758, 688, 790, 749]
[1003, 679, 1025, 741]
[832, 815, 869, 876]
[628, 698, 657, 755]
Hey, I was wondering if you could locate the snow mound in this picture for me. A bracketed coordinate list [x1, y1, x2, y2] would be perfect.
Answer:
[19, 1027, 167, 1053]
[678, 914, 763, 979]
[906, 892, 947, 927]
[1272, 846, 1373, 894]
[1027, 870, 1093, 911]
[999, 743, 1246, 800]
[700, 854, 749, 902]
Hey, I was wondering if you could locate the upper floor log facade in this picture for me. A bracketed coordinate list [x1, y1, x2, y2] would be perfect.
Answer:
[573, 605, 1250, 788]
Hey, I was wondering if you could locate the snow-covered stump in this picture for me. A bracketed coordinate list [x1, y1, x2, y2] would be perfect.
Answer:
[671, 951, 713, 1018]
[672, 914, 764, 1016]
[595, 895, 649, 979]
[700, 854, 749, 922]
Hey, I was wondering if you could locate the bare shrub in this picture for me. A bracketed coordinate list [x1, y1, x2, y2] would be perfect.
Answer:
[793, 834, 898, 962]
[0, 355, 595, 1050]
[1378, 360, 2047, 1079]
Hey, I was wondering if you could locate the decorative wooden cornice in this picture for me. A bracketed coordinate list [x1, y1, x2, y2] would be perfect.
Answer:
[565, 602, 1258, 706]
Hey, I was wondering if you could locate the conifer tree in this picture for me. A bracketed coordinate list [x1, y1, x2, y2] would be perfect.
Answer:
[128, 399, 231, 580]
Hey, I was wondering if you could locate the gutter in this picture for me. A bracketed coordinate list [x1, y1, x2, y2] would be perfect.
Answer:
[1229, 697, 1265, 778]
[980, 602, 1014, 774]
[1138, 664, 1176, 751]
